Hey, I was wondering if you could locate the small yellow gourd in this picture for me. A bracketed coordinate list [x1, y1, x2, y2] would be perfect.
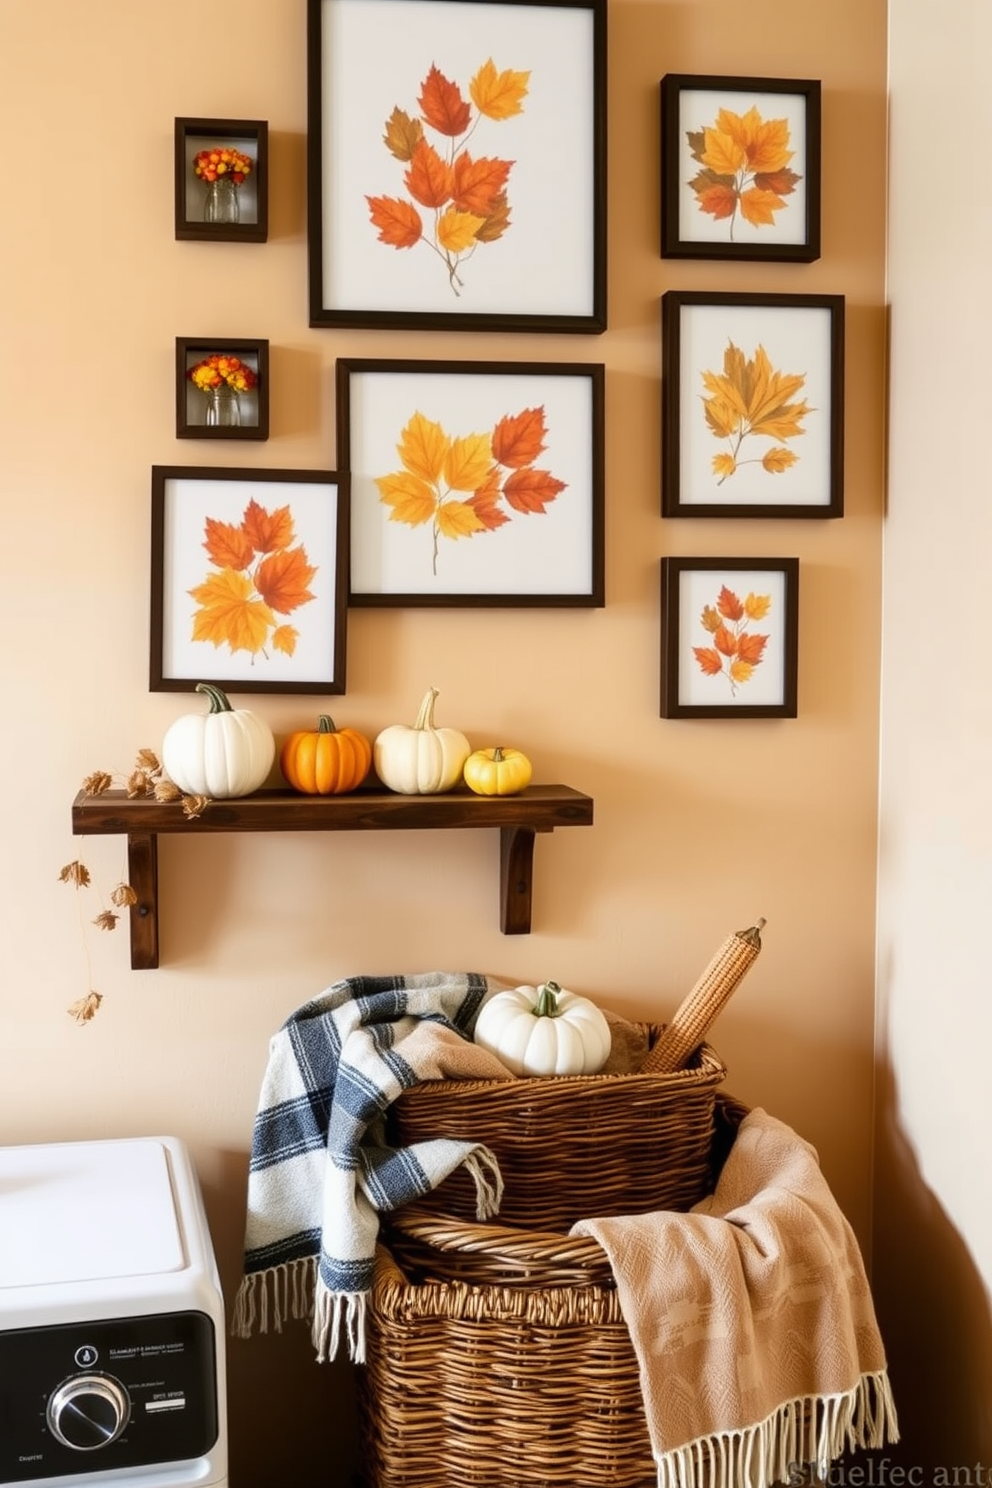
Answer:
[463, 746, 532, 797]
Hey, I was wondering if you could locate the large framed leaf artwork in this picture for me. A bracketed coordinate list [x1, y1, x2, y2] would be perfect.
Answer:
[660, 75, 820, 262]
[337, 359, 605, 606]
[662, 291, 845, 520]
[307, 0, 607, 333]
[660, 557, 800, 720]
[150, 467, 348, 694]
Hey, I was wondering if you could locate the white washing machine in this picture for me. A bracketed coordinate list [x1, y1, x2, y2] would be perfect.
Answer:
[0, 1135, 228, 1488]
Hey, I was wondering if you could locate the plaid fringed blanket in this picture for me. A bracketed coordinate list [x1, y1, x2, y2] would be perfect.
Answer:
[572, 1109, 899, 1488]
[232, 971, 514, 1363]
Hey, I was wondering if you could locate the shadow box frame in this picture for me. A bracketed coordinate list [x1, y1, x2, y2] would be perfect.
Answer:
[660, 74, 821, 263]
[307, 0, 608, 334]
[174, 116, 269, 243]
[149, 465, 349, 696]
[175, 337, 270, 441]
[660, 556, 800, 720]
[662, 290, 845, 520]
[336, 357, 605, 608]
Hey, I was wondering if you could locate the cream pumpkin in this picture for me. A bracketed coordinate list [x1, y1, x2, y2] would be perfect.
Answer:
[473, 980, 612, 1077]
[373, 687, 471, 795]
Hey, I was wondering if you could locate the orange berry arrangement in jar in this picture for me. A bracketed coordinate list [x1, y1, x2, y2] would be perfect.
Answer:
[193, 145, 253, 224]
[187, 353, 258, 428]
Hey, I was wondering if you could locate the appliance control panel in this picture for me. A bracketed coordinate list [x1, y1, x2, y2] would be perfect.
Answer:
[0, 1311, 218, 1484]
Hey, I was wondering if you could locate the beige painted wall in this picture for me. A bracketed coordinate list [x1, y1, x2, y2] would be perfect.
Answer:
[875, 0, 992, 1466]
[0, 2, 887, 1483]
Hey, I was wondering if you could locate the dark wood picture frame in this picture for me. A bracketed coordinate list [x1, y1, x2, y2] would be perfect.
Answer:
[150, 465, 348, 695]
[660, 75, 820, 262]
[662, 291, 844, 520]
[307, 0, 607, 333]
[660, 557, 800, 719]
[175, 117, 268, 242]
[175, 338, 270, 441]
[337, 358, 605, 607]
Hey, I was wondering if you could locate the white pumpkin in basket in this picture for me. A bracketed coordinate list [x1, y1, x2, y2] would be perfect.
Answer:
[474, 980, 611, 1077]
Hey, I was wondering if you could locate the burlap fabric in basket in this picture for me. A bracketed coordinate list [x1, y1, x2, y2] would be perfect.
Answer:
[363, 1096, 748, 1488]
[387, 1014, 727, 1231]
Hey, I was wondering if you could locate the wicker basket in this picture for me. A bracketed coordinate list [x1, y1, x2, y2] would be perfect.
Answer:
[363, 1095, 748, 1488]
[387, 1029, 726, 1231]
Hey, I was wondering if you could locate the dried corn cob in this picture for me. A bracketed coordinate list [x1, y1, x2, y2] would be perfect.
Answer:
[641, 918, 766, 1074]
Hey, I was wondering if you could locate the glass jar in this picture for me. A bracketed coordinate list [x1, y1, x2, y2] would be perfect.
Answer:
[203, 176, 239, 225]
[205, 384, 241, 428]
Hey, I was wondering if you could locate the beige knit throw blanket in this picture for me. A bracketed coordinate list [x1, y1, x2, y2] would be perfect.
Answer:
[572, 1109, 899, 1488]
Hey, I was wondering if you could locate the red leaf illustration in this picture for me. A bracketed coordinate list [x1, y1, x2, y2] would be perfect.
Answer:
[419, 64, 471, 136]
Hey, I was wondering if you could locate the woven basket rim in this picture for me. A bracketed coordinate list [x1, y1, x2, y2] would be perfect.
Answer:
[399, 1037, 725, 1101]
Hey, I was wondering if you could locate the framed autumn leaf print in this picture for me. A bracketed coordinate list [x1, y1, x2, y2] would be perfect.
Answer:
[150, 466, 348, 694]
[660, 75, 820, 262]
[660, 557, 799, 719]
[307, 0, 607, 333]
[337, 359, 605, 606]
[662, 291, 844, 520]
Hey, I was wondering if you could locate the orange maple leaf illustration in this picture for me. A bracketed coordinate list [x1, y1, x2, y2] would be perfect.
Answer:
[242, 499, 294, 554]
[693, 585, 771, 695]
[374, 404, 566, 576]
[700, 341, 811, 485]
[188, 501, 318, 661]
[367, 194, 423, 249]
[371, 57, 525, 295]
[687, 104, 800, 241]
[419, 65, 472, 136]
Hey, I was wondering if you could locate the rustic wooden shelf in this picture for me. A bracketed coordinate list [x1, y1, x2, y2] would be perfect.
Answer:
[71, 784, 594, 970]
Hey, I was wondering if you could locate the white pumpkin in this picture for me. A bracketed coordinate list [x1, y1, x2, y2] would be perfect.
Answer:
[474, 980, 612, 1077]
[162, 682, 275, 799]
[374, 687, 471, 795]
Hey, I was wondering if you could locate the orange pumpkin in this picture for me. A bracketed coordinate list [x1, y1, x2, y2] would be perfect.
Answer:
[279, 715, 372, 795]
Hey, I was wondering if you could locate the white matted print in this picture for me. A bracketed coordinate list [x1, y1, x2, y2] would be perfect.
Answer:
[309, 0, 606, 331]
[150, 467, 348, 694]
[660, 558, 799, 719]
[660, 75, 820, 261]
[337, 360, 604, 605]
[662, 292, 844, 519]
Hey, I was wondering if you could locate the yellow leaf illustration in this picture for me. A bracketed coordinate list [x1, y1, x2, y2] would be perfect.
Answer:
[189, 568, 275, 656]
[470, 58, 530, 120]
[762, 447, 799, 473]
[739, 186, 788, 228]
[444, 432, 493, 493]
[398, 411, 451, 485]
[744, 592, 772, 620]
[700, 125, 747, 176]
[436, 207, 485, 253]
[700, 339, 810, 484]
[271, 624, 298, 656]
[375, 472, 438, 526]
[436, 500, 487, 539]
[700, 604, 722, 634]
[729, 659, 755, 684]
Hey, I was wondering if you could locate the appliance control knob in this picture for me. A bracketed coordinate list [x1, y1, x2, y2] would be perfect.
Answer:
[46, 1373, 130, 1451]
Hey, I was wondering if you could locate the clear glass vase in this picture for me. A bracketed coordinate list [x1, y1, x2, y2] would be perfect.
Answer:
[203, 176, 239, 225]
[205, 385, 241, 428]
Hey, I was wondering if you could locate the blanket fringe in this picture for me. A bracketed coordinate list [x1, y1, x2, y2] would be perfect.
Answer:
[463, 1143, 504, 1221]
[313, 1282, 367, 1364]
[230, 1256, 316, 1341]
[655, 1370, 899, 1488]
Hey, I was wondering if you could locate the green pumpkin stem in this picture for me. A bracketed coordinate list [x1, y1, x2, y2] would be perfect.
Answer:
[317, 715, 337, 734]
[534, 980, 562, 1018]
[196, 682, 233, 714]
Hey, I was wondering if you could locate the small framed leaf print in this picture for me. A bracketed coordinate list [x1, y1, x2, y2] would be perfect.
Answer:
[660, 557, 799, 719]
[336, 358, 605, 606]
[307, 0, 607, 332]
[150, 466, 348, 694]
[660, 75, 820, 262]
[662, 291, 844, 519]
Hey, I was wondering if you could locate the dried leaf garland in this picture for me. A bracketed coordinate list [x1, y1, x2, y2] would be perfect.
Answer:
[61, 747, 211, 1021]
